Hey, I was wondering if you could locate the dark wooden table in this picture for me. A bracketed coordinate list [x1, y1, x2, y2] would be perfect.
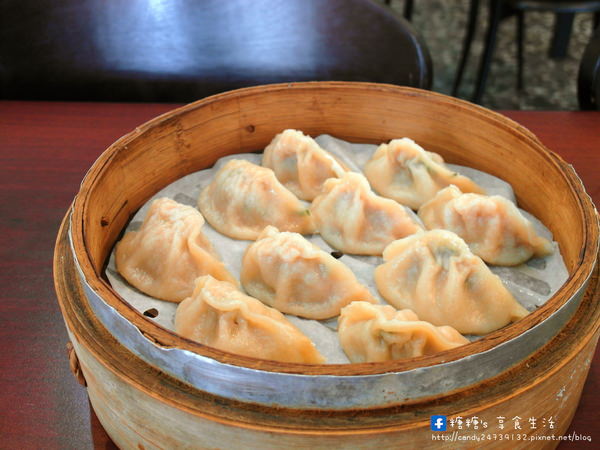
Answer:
[1, 101, 598, 449]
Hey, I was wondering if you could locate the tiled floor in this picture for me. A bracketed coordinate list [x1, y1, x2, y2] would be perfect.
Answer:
[387, 0, 596, 110]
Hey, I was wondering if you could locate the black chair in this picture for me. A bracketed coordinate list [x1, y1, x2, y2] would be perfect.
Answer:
[0, 0, 432, 103]
[452, 0, 600, 104]
[384, 0, 415, 21]
[578, 25, 600, 108]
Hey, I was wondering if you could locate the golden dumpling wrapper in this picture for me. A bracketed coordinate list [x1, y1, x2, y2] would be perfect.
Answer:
[175, 276, 325, 364]
[115, 198, 236, 303]
[311, 172, 423, 255]
[198, 159, 315, 240]
[339, 301, 469, 363]
[241, 226, 376, 320]
[418, 185, 553, 265]
[262, 129, 348, 201]
[364, 138, 484, 210]
[375, 230, 528, 335]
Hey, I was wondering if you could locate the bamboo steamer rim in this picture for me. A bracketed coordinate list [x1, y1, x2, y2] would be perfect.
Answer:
[56, 210, 600, 430]
[70, 81, 599, 376]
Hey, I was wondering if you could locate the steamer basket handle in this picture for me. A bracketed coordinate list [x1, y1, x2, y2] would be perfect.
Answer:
[66, 342, 87, 387]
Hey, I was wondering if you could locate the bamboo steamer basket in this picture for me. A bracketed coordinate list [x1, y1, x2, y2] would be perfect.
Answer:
[54, 82, 599, 448]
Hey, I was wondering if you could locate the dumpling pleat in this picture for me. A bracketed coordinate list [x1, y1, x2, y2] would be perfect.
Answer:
[375, 230, 528, 335]
[338, 301, 469, 363]
[418, 185, 553, 265]
[175, 276, 325, 364]
[241, 226, 376, 319]
[115, 198, 237, 302]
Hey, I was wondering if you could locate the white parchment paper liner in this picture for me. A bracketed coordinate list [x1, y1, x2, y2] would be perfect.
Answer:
[106, 135, 568, 364]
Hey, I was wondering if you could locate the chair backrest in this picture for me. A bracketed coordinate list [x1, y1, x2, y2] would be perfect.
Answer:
[512, 1, 600, 13]
[578, 25, 600, 109]
[0, 0, 432, 102]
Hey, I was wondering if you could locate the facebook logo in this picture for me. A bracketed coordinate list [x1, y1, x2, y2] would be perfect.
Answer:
[430, 415, 447, 431]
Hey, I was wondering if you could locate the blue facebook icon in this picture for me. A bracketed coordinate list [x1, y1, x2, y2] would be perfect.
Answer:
[430, 415, 447, 431]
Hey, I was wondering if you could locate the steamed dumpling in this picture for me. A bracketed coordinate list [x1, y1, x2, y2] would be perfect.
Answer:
[338, 302, 469, 363]
[241, 226, 376, 319]
[197, 159, 315, 240]
[364, 138, 484, 209]
[374, 230, 528, 335]
[262, 129, 348, 200]
[115, 198, 236, 302]
[418, 185, 554, 265]
[310, 172, 423, 255]
[175, 276, 325, 364]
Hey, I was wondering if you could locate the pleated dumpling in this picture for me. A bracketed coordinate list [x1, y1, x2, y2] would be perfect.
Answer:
[115, 198, 237, 303]
[197, 159, 315, 240]
[338, 302, 469, 363]
[310, 172, 423, 255]
[364, 138, 484, 209]
[418, 185, 554, 265]
[175, 276, 325, 364]
[241, 226, 376, 319]
[374, 230, 528, 335]
[262, 129, 348, 201]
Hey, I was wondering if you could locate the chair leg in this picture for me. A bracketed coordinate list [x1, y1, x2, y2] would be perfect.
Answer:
[452, 0, 481, 96]
[549, 13, 574, 59]
[404, 0, 414, 21]
[517, 10, 524, 92]
[472, 0, 504, 104]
